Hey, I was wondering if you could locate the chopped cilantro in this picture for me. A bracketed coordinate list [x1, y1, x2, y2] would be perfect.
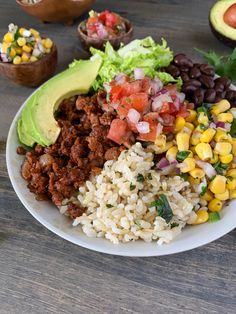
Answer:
[106, 204, 113, 208]
[213, 161, 228, 175]
[199, 123, 207, 131]
[126, 97, 131, 103]
[208, 212, 221, 223]
[180, 173, 189, 181]
[197, 105, 212, 120]
[227, 176, 234, 181]
[170, 222, 179, 228]
[149, 194, 173, 223]
[200, 185, 207, 196]
[147, 173, 152, 180]
[230, 119, 236, 138]
[134, 220, 141, 228]
[176, 150, 190, 161]
[137, 173, 145, 182]
[130, 183, 136, 191]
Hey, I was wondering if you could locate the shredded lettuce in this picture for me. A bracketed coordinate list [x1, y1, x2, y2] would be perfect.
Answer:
[90, 37, 180, 91]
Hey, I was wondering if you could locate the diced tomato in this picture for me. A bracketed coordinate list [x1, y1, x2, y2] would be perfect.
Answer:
[160, 113, 175, 126]
[105, 12, 118, 28]
[116, 97, 133, 117]
[86, 17, 98, 33]
[162, 126, 175, 133]
[107, 119, 130, 145]
[143, 112, 159, 123]
[177, 103, 190, 118]
[129, 93, 149, 113]
[122, 80, 143, 96]
[98, 10, 109, 23]
[137, 122, 157, 142]
[110, 85, 123, 102]
[141, 77, 152, 93]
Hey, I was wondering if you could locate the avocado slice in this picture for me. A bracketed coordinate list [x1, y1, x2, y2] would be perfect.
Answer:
[18, 57, 102, 147]
[209, 0, 236, 47]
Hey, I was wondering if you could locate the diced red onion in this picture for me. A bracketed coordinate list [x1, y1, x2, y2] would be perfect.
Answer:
[1, 53, 9, 62]
[195, 160, 216, 178]
[209, 122, 216, 129]
[136, 121, 150, 134]
[156, 157, 170, 169]
[159, 164, 177, 175]
[127, 108, 141, 124]
[115, 72, 126, 85]
[149, 78, 163, 95]
[95, 22, 108, 39]
[224, 123, 231, 132]
[134, 68, 145, 80]
[176, 92, 185, 103]
[156, 123, 163, 137]
[216, 121, 225, 129]
[152, 93, 172, 111]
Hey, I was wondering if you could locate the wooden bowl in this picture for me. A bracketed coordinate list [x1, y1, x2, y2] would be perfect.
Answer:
[16, 0, 95, 25]
[78, 18, 134, 51]
[0, 45, 58, 87]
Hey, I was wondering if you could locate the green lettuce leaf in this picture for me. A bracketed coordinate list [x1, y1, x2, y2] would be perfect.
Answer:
[90, 37, 176, 91]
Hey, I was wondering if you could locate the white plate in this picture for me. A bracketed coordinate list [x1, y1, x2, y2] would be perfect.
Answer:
[6, 90, 236, 257]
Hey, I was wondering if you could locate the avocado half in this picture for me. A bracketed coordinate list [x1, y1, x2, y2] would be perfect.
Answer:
[209, 0, 236, 47]
[18, 57, 102, 147]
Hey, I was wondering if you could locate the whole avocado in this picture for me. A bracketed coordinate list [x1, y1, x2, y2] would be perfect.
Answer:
[209, 0, 236, 47]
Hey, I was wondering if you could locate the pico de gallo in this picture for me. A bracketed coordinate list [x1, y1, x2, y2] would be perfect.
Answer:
[104, 69, 191, 145]
[86, 10, 127, 39]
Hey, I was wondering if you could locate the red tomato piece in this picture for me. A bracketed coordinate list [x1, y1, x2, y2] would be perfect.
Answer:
[107, 119, 130, 145]
[110, 85, 123, 102]
[117, 97, 133, 118]
[137, 123, 157, 142]
[177, 104, 190, 118]
[143, 112, 159, 123]
[105, 12, 118, 28]
[160, 113, 175, 126]
[165, 84, 177, 96]
[122, 80, 143, 96]
[129, 93, 149, 113]
[141, 77, 152, 93]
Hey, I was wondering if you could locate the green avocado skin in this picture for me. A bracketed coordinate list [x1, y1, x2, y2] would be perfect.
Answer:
[18, 58, 102, 147]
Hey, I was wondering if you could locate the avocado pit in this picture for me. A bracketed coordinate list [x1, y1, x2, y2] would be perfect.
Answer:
[224, 3, 236, 28]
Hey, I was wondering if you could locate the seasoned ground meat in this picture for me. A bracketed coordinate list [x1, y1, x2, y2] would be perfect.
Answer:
[19, 93, 124, 218]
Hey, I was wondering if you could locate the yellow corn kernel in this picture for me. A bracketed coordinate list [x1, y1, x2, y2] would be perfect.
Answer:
[15, 47, 22, 55]
[214, 129, 228, 142]
[190, 132, 201, 146]
[231, 139, 236, 156]
[226, 176, 236, 190]
[210, 153, 219, 164]
[215, 189, 229, 201]
[154, 141, 173, 154]
[166, 146, 178, 162]
[208, 199, 223, 212]
[3, 32, 14, 43]
[227, 134, 233, 144]
[193, 210, 209, 224]
[229, 190, 236, 199]
[189, 168, 205, 179]
[200, 128, 216, 143]
[155, 134, 166, 147]
[43, 38, 53, 49]
[188, 176, 201, 185]
[198, 112, 209, 125]
[214, 142, 232, 156]
[195, 125, 205, 133]
[9, 48, 16, 58]
[184, 122, 194, 132]
[176, 132, 190, 151]
[217, 112, 234, 123]
[13, 56, 21, 65]
[19, 27, 25, 36]
[195, 143, 213, 161]
[219, 154, 233, 164]
[1, 42, 10, 54]
[21, 52, 29, 62]
[209, 175, 226, 194]
[186, 109, 197, 122]
[29, 28, 40, 38]
[201, 189, 214, 202]
[180, 157, 196, 173]
[17, 37, 26, 47]
[227, 169, 236, 178]
[211, 99, 231, 115]
[174, 116, 185, 132]
[22, 45, 32, 53]
[29, 55, 38, 62]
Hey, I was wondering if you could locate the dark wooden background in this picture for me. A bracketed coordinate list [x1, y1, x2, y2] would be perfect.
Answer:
[0, 1, 235, 313]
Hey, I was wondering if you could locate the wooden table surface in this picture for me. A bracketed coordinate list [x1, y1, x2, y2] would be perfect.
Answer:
[0, 1, 235, 313]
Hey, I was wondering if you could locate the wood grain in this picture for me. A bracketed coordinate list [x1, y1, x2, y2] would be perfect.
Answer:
[0, 1, 235, 313]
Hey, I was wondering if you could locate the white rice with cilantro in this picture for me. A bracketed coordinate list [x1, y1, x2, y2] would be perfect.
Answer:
[68, 143, 201, 244]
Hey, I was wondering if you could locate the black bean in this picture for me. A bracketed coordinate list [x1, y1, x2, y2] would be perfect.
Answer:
[214, 82, 225, 92]
[199, 75, 214, 88]
[179, 65, 189, 73]
[193, 63, 201, 68]
[189, 79, 201, 87]
[230, 99, 236, 107]
[204, 89, 216, 103]
[192, 88, 205, 106]
[174, 54, 193, 67]
[225, 90, 236, 101]
[182, 83, 197, 95]
[199, 64, 215, 76]
[165, 64, 180, 77]
[189, 67, 201, 79]
[214, 77, 232, 88]
[215, 91, 226, 102]
[180, 72, 190, 82]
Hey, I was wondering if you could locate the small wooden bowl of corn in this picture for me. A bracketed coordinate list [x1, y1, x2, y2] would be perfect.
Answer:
[0, 23, 58, 87]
